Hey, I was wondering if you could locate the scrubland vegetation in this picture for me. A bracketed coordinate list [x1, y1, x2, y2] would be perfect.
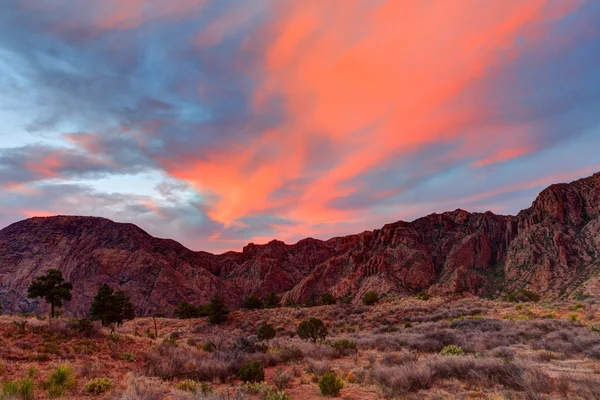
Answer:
[2, 290, 600, 399]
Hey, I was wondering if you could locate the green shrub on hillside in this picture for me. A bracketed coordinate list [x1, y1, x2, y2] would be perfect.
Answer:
[319, 372, 343, 397]
[297, 318, 328, 343]
[239, 361, 265, 383]
[257, 323, 276, 341]
[363, 291, 379, 306]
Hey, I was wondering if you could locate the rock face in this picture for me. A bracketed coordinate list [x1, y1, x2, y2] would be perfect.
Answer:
[1, 172, 600, 316]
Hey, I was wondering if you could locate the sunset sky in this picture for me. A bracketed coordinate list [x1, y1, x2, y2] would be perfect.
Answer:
[1, 0, 599, 253]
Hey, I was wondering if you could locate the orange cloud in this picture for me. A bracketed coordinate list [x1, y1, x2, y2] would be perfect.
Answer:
[163, 0, 581, 240]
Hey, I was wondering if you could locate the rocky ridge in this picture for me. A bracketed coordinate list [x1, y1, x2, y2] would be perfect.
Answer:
[1, 172, 599, 316]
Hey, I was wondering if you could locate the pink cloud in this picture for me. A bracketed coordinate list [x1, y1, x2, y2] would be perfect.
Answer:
[162, 0, 581, 243]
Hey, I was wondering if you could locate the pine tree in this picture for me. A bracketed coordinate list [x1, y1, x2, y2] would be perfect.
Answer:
[27, 269, 72, 319]
[90, 284, 135, 331]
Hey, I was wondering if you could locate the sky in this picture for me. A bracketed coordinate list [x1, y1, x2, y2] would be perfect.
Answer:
[1, 0, 599, 253]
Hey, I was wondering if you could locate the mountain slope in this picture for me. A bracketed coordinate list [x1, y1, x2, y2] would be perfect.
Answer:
[1, 172, 599, 316]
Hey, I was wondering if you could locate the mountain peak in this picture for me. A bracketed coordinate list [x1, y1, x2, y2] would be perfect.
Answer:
[1, 171, 600, 316]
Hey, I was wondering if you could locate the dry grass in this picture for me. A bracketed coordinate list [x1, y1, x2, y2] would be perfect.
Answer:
[1, 297, 600, 399]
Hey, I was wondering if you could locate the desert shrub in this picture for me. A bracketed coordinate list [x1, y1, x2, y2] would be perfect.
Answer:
[202, 342, 216, 353]
[83, 378, 113, 395]
[13, 320, 28, 334]
[206, 297, 229, 324]
[416, 292, 430, 301]
[449, 318, 507, 332]
[569, 313, 579, 322]
[440, 345, 464, 356]
[372, 363, 433, 397]
[267, 392, 291, 400]
[297, 318, 328, 343]
[507, 289, 540, 303]
[120, 352, 136, 362]
[243, 296, 264, 310]
[319, 372, 343, 397]
[283, 298, 296, 308]
[320, 293, 336, 305]
[272, 367, 291, 391]
[264, 292, 280, 309]
[258, 323, 276, 341]
[66, 318, 99, 337]
[233, 336, 266, 354]
[586, 345, 600, 360]
[381, 350, 419, 366]
[331, 339, 357, 356]
[118, 374, 169, 400]
[493, 346, 515, 361]
[363, 291, 379, 306]
[239, 361, 265, 383]
[427, 356, 529, 390]
[176, 379, 197, 393]
[45, 365, 76, 398]
[199, 382, 213, 393]
[174, 301, 203, 319]
[574, 291, 592, 301]
[163, 333, 179, 345]
[278, 346, 303, 362]
[307, 359, 332, 376]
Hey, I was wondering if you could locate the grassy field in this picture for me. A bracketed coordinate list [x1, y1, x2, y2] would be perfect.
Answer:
[1, 296, 600, 399]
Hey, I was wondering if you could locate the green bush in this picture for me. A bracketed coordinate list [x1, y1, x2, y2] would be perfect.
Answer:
[257, 323, 276, 341]
[362, 291, 379, 306]
[83, 378, 113, 395]
[163, 333, 179, 345]
[268, 392, 292, 400]
[243, 296, 264, 310]
[297, 318, 328, 343]
[202, 342, 216, 352]
[416, 292, 430, 301]
[507, 289, 540, 303]
[120, 352, 136, 362]
[200, 382, 212, 394]
[331, 339, 357, 354]
[320, 293, 336, 305]
[283, 298, 296, 308]
[264, 292, 280, 309]
[319, 372, 343, 397]
[174, 301, 203, 319]
[206, 297, 229, 324]
[440, 345, 464, 356]
[239, 361, 265, 383]
[176, 379, 197, 393]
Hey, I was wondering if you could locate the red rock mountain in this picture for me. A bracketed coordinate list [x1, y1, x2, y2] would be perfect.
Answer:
[1, 172, 599, 316]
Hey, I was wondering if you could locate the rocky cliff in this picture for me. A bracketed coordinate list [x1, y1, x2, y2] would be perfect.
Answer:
[1, 172, 599, 316]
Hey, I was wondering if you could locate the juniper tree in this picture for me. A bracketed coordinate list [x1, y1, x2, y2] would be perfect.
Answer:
[90, 284, 135, 332]
[27, 269, 72, 319]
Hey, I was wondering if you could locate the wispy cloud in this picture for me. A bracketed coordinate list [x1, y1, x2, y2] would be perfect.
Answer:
[0, 0, 599, 251]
